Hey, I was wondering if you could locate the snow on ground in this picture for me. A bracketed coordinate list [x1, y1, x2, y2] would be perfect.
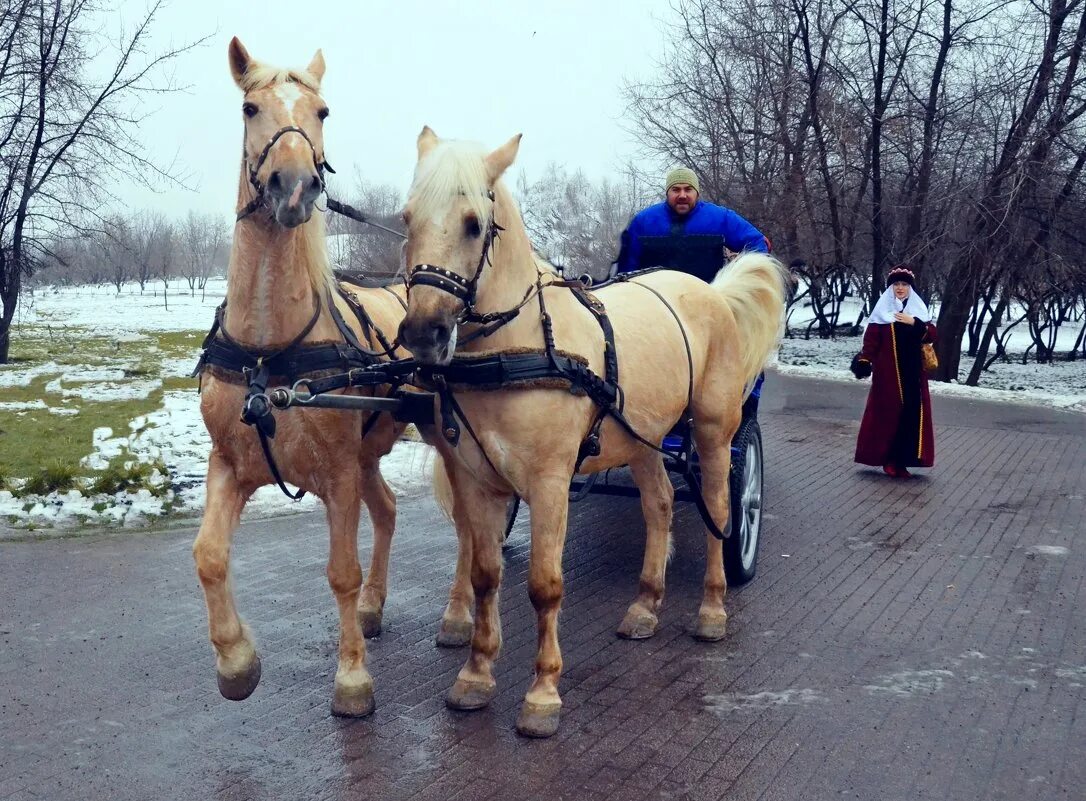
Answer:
[0, 383, 434, 531]
[2, 279, 434, 534]
[774, 334, 1086, 413]
[1, 279, 1084, 533]
[17, 278, 228, 334]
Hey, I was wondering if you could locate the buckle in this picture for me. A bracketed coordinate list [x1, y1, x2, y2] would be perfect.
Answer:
[243, 392, 271, 421]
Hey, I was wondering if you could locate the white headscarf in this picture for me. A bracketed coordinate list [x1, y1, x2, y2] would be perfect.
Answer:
[865, 284, 931, 327]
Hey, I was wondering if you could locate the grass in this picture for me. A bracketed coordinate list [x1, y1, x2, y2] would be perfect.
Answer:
[0, 325, 203, 492]
[87, 457, 171, 497]
[19, 461, 79, 496]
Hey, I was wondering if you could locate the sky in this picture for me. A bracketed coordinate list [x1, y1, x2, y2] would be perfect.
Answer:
[109, 0, 672, 220]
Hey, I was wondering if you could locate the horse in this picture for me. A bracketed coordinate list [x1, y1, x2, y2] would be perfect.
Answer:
[397, 127, 789, 737]
[191, 39, 471, 719]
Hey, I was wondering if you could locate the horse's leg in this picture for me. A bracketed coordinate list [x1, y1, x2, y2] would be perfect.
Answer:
[434, 455, 475, 647]
[325, 472, 375, 717]
[691, 406, 741, 641]
[192, 449, 260, 700]
[516, 473, 571, 738]
[617, 453, 674, 640]
[357, 462, 394, 638]
[445, 466, 509, 710]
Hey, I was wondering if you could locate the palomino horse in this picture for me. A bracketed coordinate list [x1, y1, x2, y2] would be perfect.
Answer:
[398, 128, 788, 736]
[192, 39, 468, 718]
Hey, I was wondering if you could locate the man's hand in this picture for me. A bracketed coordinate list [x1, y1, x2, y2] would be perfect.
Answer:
[893, 312, 915, 324]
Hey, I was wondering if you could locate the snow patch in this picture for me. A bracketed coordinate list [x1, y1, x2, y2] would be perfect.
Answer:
[863, 669, 954, 697]
[704, 688, 824, 714]
[1027, 545, 1069, 556]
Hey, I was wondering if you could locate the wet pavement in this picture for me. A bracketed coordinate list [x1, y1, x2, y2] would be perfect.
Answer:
[2, 372, 1084, 801]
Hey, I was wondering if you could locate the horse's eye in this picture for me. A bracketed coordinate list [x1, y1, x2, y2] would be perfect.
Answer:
[317, 107, 329, 121]
[242, 102, 258, 118]
[464, 216, 481, 239]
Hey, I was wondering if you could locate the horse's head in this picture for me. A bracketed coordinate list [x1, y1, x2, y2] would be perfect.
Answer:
[229, 37, 330, 228]
[397, 127, 522, 365]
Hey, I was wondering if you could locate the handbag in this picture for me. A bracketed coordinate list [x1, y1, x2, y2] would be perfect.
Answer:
[921, 342, 939, 373]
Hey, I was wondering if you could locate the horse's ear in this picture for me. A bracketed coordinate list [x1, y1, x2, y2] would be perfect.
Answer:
[307, 49, 326, 85]
[485, 133, 522, 182]
[417, 126, 440, 160]
[228, 37, 252, 88]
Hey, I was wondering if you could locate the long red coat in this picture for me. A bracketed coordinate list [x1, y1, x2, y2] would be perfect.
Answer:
[855, 319, 937, 468]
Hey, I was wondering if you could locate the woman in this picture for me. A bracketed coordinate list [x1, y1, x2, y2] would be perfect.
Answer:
[850, 267, 937, 477]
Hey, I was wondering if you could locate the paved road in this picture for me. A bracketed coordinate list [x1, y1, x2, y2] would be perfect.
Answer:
[2, 373, 1083, 801]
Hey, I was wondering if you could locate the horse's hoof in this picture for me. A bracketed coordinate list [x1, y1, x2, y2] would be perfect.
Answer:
[331, 680, 376, 718]
[617, 610, 658, 640]
[693, 612, 728, 642]
[216, 654, 262, 701]
[358, 607, 383, 639]
[436, 618, 473, 648]
[515, 701, 561, 738]
[446, 678, 496, 711]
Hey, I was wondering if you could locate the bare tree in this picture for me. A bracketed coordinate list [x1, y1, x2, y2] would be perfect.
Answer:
[324, 170, 404, 277]
[517, 164, 648, 280]
[935, 0, 1086, 379]
[0, 1, 207, 362]
[625, 0, 1086, 383]
[101, 214, 135, 292]
[130, 211, 167, 292]
[179, 210, 227, 294]
[154, 220, 176, 308]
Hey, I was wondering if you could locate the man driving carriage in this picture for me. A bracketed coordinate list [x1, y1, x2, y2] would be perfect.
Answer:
[615, 167, 771, 277]
[615, 167, 772, 412]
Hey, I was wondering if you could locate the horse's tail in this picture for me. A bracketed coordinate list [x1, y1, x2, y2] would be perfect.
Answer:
[432, 457, 455, 523]
[711, 252, 789, 387]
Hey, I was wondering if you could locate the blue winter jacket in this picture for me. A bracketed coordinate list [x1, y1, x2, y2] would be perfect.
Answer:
[615, 200, 769, 282]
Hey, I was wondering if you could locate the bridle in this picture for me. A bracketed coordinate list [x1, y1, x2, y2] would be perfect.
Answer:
[404, 191, 509, 324]
[235, 124, 334, 221]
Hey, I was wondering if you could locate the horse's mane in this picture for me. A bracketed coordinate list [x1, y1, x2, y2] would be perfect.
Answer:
[410, 140, 496, 229]
[238, 63, 322, 94]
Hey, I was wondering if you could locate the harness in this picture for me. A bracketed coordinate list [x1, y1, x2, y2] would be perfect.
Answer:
[402, 214, 729, 540]
[192, 282, 415, 500]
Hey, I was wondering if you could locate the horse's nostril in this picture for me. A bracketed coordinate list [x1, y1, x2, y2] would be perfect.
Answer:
[267, 171, 281, 191]
[309, 175, 322, 192]
[431, 321, 450, 343]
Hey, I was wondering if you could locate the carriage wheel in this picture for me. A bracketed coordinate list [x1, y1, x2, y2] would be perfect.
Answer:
[724, 418, 763, 586]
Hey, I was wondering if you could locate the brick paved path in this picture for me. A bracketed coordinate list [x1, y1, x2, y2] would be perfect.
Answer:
[2, 374, 1083, 801]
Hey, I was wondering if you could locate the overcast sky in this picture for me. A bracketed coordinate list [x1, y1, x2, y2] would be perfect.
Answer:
[114, 0, 672, 219]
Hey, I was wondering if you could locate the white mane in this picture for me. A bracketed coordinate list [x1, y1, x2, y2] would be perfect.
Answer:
[409, 140, 494, 226]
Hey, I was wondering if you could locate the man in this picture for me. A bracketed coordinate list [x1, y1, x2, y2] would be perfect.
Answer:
[614, 167, 770, 281]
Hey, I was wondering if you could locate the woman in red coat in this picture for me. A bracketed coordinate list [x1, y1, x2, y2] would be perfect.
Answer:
[850, 267, 937, 477]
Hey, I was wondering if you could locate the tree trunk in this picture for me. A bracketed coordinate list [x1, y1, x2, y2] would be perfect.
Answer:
[966, 293, 1010, 385]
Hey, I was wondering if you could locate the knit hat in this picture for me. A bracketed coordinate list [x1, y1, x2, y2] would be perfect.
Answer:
[665, 167, 700, 194]
[886, 266, 916, 288]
